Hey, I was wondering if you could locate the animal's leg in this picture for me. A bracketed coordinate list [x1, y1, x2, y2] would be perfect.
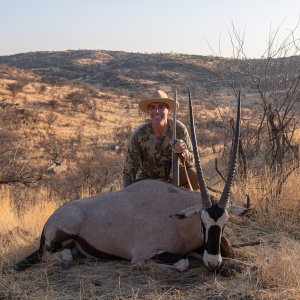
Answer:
[188, 245, 204, 260]
[151, 252, 189, 272]
[43, 248, 73, 269]
[60, 249, 73, 269]
[220, 236, 234, 259]
[42, 229, 75, 268]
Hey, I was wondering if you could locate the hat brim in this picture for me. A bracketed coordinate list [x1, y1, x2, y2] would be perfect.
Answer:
[138, 98, 179, 113]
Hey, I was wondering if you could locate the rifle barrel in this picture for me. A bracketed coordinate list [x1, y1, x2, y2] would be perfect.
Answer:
[172, 90, 179, 186]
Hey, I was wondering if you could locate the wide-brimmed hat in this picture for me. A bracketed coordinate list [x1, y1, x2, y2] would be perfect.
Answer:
[138, 90, 179, 113]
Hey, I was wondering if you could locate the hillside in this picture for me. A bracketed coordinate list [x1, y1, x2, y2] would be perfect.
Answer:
[1, 50, 299, 176]
[1, 49, 300, 154]
[0, 50, 300, 299]
[0, 50, 273, 96]
[1, 49, 299, 99]
[0, 51, 248, 155]
[0, 50, 227, 94]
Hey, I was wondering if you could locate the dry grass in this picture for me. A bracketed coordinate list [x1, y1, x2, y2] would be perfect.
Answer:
[0, 66, 144, 154]
[0, 187, 58, 261]
[1, 65, 300, 298]
[1, 231, 300, 299]
[1, 164, 300, 299]
[229, 167, 300, 229]
[258, 236, 300, 289]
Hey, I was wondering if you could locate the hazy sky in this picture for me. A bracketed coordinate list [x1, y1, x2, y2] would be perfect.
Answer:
[1, 0, 299, 58]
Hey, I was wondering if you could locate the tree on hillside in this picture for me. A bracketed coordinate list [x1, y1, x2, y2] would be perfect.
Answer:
[6, 81, 27, 100]
[221, 22, 300, 170]
[0, 130, 45, 186]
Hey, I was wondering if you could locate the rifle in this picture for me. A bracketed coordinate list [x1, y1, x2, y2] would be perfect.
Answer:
[172, 90, 179, 186]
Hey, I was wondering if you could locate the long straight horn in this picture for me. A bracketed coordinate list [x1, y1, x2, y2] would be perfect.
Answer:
[188, 91, 211, 208]
[218, 91, 241, 210]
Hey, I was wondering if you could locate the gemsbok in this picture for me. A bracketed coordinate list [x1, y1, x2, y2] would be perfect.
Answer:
[14, 92, 244, 272]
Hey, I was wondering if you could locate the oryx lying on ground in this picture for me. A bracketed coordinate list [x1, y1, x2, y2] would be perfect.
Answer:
[14, 93, 243, 272]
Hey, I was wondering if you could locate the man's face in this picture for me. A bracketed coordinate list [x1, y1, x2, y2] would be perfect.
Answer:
[148, 102, 169, 126]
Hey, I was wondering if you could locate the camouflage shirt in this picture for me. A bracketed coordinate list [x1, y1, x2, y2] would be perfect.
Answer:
[123, 119, 195, 187]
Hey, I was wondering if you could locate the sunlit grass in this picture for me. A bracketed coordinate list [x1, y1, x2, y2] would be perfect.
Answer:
[1, 68, 300, 298]
[1, 163, 300, 299]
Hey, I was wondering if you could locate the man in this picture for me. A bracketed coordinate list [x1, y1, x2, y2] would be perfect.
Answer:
[123, 90, 199, 190]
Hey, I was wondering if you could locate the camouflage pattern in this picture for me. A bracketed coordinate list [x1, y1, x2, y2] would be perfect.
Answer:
[123, 119, 195, 187]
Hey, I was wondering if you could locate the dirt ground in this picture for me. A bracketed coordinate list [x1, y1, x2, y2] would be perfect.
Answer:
[2, 213, 299, 300]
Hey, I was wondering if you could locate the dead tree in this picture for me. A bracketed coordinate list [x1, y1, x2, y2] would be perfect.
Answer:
[220, 21, 300, 171]
[0, 131, 45, 186]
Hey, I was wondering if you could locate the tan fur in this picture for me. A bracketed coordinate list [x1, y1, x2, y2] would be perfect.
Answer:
[43, 179, 203, 263]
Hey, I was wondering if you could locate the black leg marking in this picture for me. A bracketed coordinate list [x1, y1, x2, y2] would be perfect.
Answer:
[191, 245, 204, 255]
[46, 229, 74, 252]
[151, 252, 187, 265]
[75, 236, 121, 260]
[13, 229, 45, 271]
[48, 229, 121, 260]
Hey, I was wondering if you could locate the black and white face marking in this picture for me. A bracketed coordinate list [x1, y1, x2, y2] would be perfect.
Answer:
[201, 204, 229, 271]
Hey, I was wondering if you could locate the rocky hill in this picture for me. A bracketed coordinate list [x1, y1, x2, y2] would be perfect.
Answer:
[1, 50, 300, 300]
[1, 50, 299, 157]
[0, 49, 266, 98]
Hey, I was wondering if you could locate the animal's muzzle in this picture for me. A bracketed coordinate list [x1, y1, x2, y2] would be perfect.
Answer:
[207, 261, 221, 271]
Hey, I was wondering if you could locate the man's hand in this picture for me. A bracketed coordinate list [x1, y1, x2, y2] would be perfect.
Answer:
[173, 139, 188, 156]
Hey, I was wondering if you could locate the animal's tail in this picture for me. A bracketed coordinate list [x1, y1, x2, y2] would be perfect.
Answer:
[13, 229, 45, 272]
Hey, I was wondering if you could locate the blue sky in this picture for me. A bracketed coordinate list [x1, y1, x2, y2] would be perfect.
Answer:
[1, 0, 299, 58]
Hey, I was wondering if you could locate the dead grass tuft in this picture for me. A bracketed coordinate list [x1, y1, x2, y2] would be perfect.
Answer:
[257, 235, 300, 290]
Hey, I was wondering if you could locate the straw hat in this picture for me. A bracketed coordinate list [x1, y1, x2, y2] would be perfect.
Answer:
[138, 90, 179, 113]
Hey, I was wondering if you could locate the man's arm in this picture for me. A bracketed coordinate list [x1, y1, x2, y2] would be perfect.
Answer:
[123, 135, 139, 187]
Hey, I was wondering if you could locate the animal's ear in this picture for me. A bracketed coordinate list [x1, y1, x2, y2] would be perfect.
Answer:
[226, 205, 250, 216]
[170, 204, 202, 219]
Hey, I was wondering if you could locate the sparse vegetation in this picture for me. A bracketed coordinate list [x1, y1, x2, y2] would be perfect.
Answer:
[0, 49, 299, 299]
[0, 155, 299, 299]
[6, 81, 26, 100]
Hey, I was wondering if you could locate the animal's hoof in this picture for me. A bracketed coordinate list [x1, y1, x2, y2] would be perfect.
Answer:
[61, 259, 71, 270]
[173, 258, 189, 272]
